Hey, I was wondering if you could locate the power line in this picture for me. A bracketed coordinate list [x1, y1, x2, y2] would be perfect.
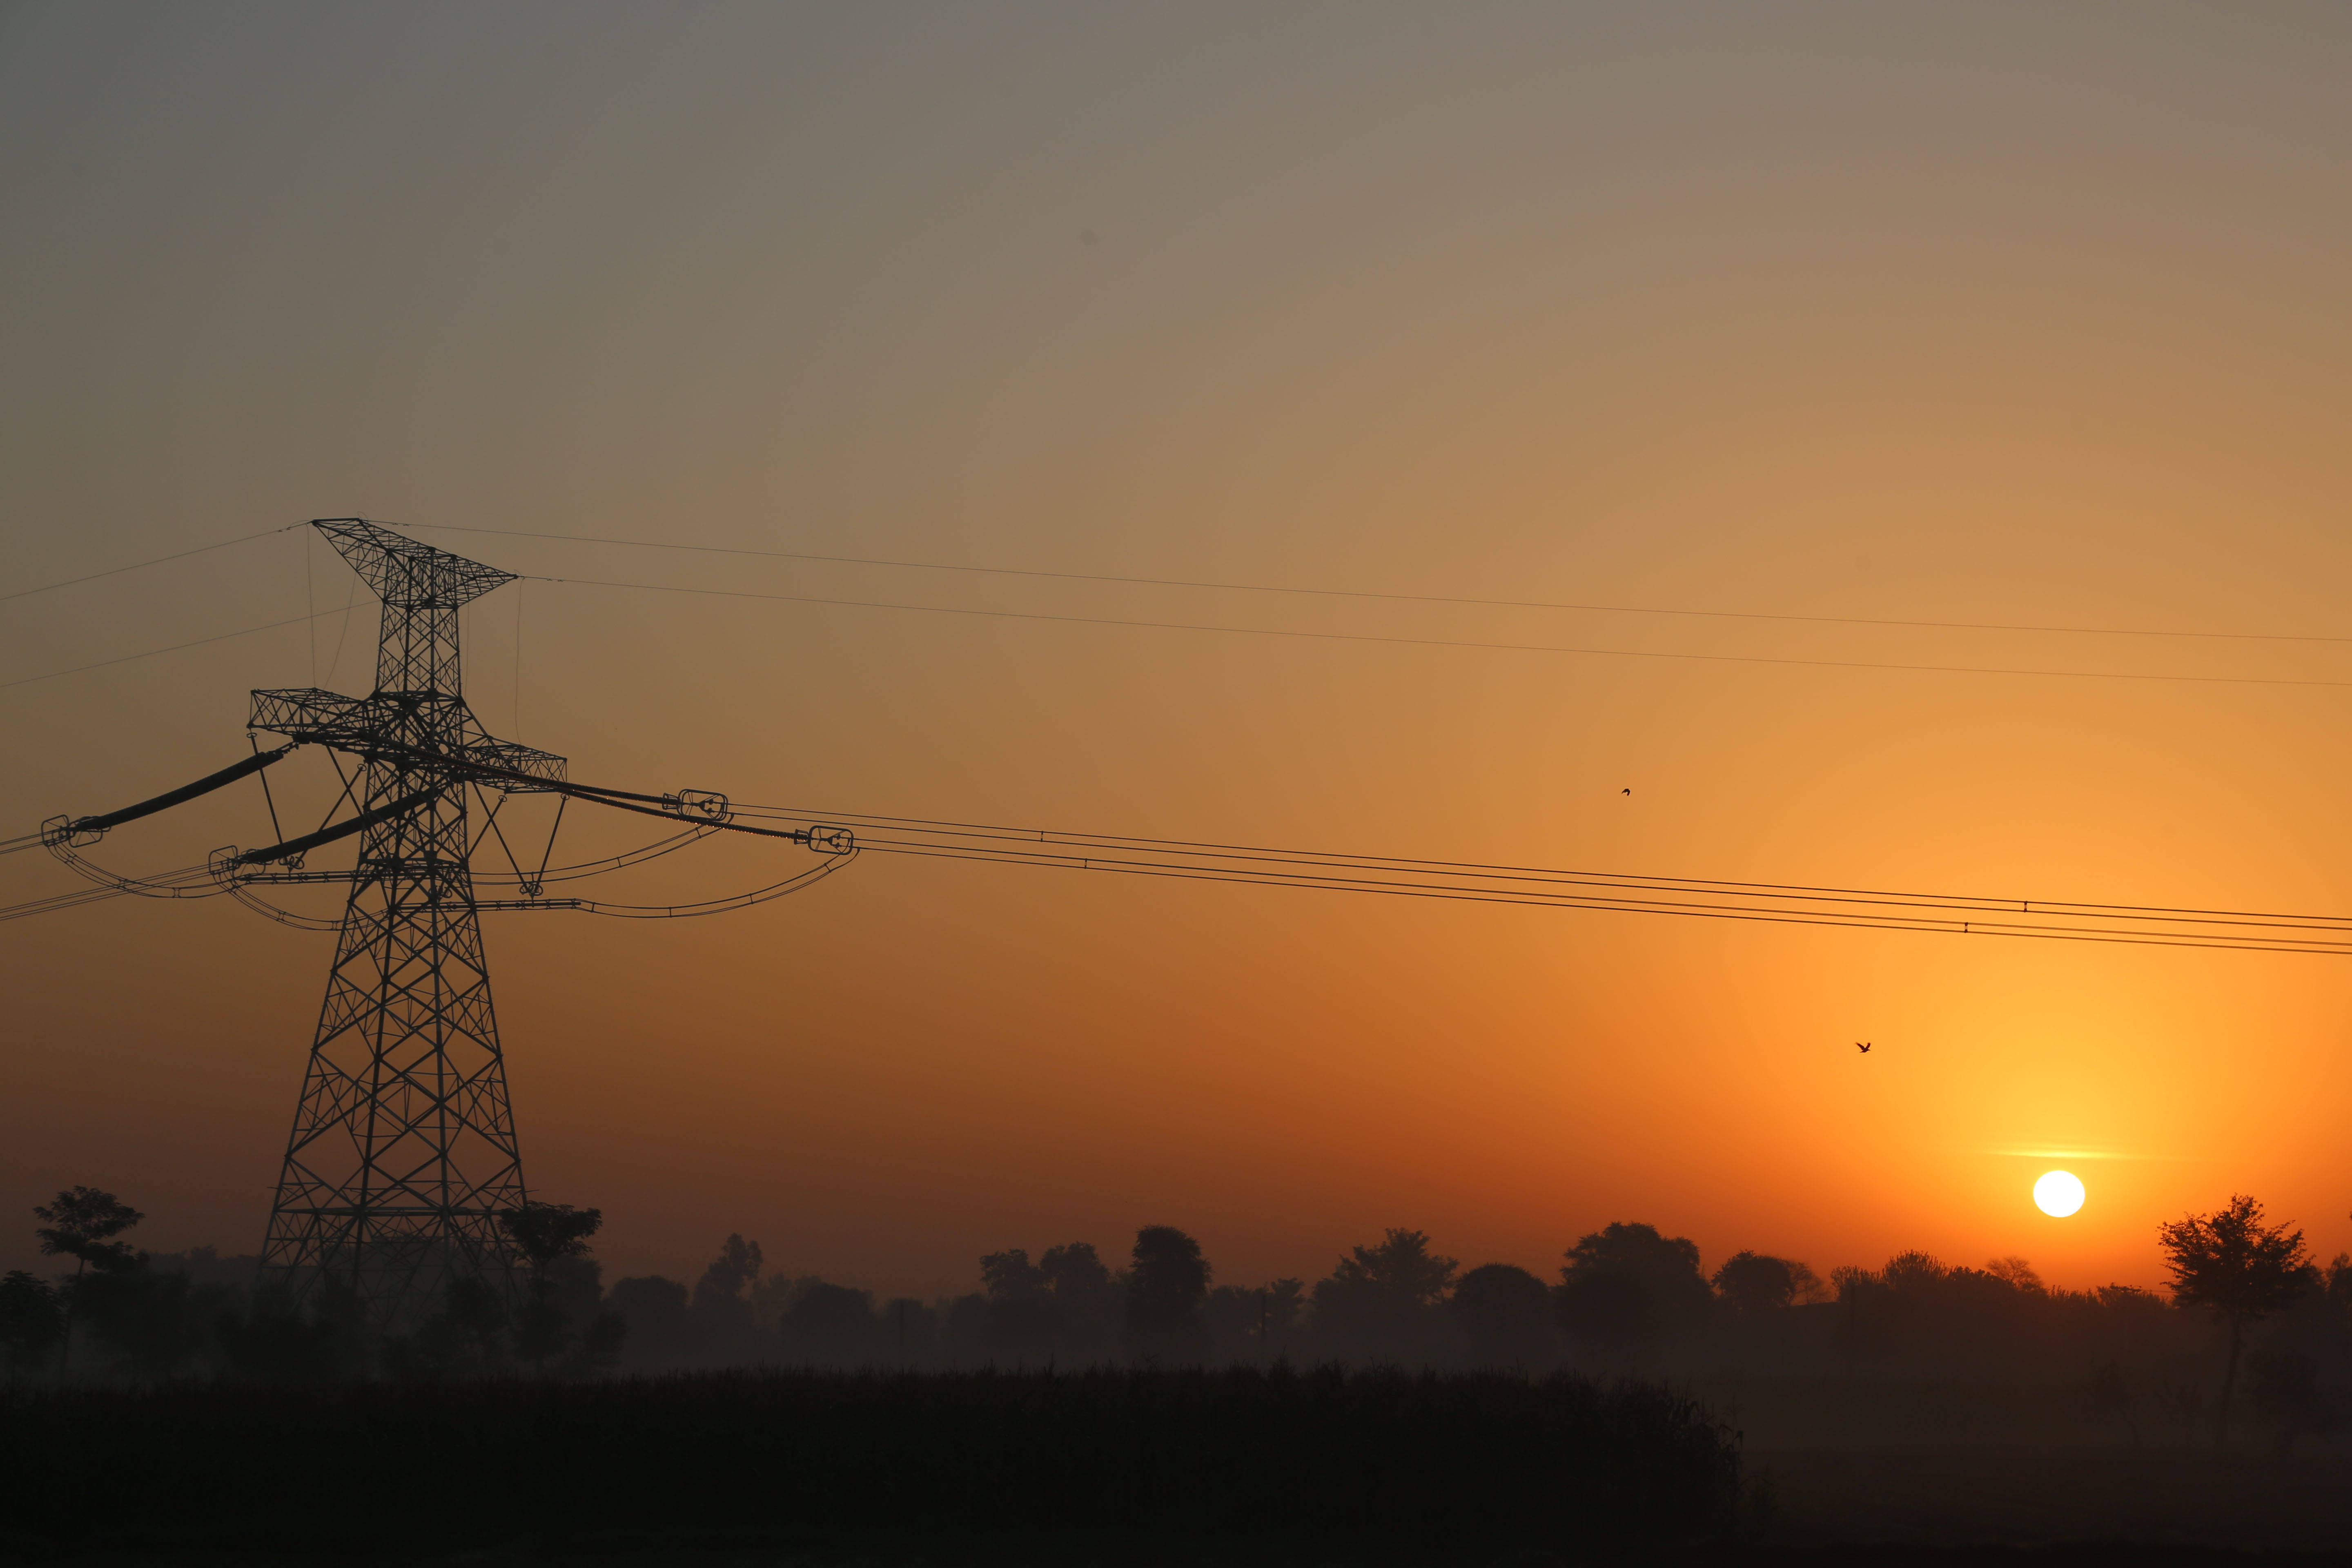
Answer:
[0, 608, 352, 692]
[560, 784, 2352, 955]
[392, 520, 2352, 647]
[382, 741, 2352, 955]
[1, 524, 304, 605]
[721, 802, 2347, 927]
[536, 575, 2352, 691]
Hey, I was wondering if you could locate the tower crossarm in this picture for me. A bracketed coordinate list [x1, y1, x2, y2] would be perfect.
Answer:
[454, 736, 567, 788]
[249, 688, 567, 787]
[313, 517, 515, 607]
[249, 687, 384, 748]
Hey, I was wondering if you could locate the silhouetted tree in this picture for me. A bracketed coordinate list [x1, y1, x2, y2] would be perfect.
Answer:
[979, 1247, 1057, 1357]
[1450, 1263, 1552, 1365]
[1557, 1222, 1713, 1365]
[33, 1186, 144, 1369]
[782, 1280, 878, 1362]
[1881, 1250, 1946, 1294]
[501, 1202, 603, 1292]
[499, 1201, 619, 1370]
[0, 1271, 62, 1376]
[690, 1234, 764, 1359]
[1711, 1252, 1806, 1316]
[1040, 1243, 1110, 1304]
[1984, 1256, 2045, 1293]
[1311, 1229, 1459, 1347]
[2158, 1194, 2317, 1446]
[1125, 1225, 1210, 1361]
[981, 1247, 1047, 1300]
[1040, 1241, 1118, 1359]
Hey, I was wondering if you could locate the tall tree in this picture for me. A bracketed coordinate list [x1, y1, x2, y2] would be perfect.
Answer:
[501, 1202, 604, 1295]
[1125, 1225, 1210, 1361]
[2157, 1194, 2316, 1447]
[499, 1201, 608, 1368]
[978, 1247, 1057, 1355]
[1040, 1241, 1117, 1356]
[33, 1186, 145, 1369]
[690, 1234, 764, 1357]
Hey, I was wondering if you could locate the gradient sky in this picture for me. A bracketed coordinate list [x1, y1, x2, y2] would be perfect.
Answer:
[5, 2, 2352, 1298]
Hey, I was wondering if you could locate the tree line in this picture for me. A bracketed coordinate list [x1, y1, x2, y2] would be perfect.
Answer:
[5, 1185, 2348, 1446]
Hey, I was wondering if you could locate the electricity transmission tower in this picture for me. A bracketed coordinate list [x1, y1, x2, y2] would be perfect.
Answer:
[249, 520, 566, 1322]
[20, 517, 846, 1329]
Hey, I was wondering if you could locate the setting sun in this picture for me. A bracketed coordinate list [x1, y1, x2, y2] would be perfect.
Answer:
[2033, 1170, 2087, 1218]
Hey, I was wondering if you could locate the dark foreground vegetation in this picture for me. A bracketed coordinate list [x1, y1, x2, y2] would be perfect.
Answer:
[9, 1187, 2352, 1554]
[0, 1365, 1742, 1553]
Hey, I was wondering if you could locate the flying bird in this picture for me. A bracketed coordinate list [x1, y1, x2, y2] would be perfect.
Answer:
[1621, 788, 1631, 795]
[1855, 1041, 1872, 1054]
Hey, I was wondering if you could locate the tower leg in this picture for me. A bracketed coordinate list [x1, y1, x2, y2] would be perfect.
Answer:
[261, 795, 525, 1327]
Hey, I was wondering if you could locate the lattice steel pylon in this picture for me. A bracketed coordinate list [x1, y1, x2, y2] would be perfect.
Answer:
[250, 520, 565, 1325]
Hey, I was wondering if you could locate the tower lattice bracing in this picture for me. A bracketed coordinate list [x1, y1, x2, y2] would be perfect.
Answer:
[251, 520, 565, 1325]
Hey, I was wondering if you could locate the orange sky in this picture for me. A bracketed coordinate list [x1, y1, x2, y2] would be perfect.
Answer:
[4, 3, 2351, 1298]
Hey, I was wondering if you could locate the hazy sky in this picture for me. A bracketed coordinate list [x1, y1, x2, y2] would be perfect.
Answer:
[5, 2, 2352, 1296]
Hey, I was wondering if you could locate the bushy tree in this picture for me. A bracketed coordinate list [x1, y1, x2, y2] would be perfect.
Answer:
[782, 1281, 878, 1362]
[1880, 1250, 1947, 1294]
[981, 1247, 1046, 1301]
[1449, 1263, 1552, 1365]
[1125, 1225, 1210, 1361]
[33, 1186, 145, 1368]
[2157, 1194, 2317, 1445]
[501, 1203, 603, 1292]
[1311, 1229, 1459, 1346]
[1040, 1241, 1118, 1359]
[499, 1201, 621, 1371]
[1558, 1222, 1713, 1365]
[1040, 1243, 1112, 1312]
[1711, 1252, 1820, 1316]
[1984, 1257, 2045, 1293]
